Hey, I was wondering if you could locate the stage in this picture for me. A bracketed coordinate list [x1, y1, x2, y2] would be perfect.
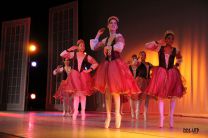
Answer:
[0, 111, 207, 138]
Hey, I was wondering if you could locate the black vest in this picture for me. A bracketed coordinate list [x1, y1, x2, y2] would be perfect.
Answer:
[137, 63, 148, 78]
[159, 46, 176, 69]
[70, 52, 89, 72]
[129, 63, 148, 79]
[146, 62, 152, 79]
[105, 36, 120, 61]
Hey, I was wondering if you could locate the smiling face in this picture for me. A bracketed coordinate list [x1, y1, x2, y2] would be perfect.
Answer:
[107, 19, 118, 32]
[165, 34, 174, 46]
[78, 41, 85, 52]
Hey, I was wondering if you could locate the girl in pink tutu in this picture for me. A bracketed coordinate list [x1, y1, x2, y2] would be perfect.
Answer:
[60, 39, 98, 120]
[145, 30, 186, 128]
[53, 58, 73, 117]
[90, 16, 141, 128]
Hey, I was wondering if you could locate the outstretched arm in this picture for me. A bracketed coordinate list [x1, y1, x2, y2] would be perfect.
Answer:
[145, 39, 164, 52]
[60, 46, 77, 58]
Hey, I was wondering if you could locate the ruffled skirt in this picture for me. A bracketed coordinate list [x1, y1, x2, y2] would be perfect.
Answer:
[145, 67, 186, 98]
[93, 58, 141, 95]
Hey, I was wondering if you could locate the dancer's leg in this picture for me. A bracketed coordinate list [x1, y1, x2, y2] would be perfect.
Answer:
[113, 93, 121, 128]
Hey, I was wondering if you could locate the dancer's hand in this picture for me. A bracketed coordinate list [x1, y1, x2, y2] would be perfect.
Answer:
[105, 45, 112, 50]
[96, 27, 105, 38]
[83, 69, 92, 73]
[104, 45, 112, 56]
[157, 39, 166, 45]
[56, 65, 63, 72]
[174, 63, 179, 69]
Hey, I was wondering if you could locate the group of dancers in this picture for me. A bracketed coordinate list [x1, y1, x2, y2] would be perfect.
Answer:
[53, 16, 186, 129]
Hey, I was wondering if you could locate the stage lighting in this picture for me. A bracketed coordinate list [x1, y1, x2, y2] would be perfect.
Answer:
[31, 61, 37, 67]
[29, 44, 37, 52]
[30, 93, 36, 100]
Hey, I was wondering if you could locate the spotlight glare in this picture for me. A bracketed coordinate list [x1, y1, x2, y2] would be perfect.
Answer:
[29, 44, 37, 52]
[31, 61, 37, 67]
[30, 93, 36, 100]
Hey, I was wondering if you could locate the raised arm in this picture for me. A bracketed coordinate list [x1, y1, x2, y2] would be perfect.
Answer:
[60, 46, 77, 59]
[90, 28, 105, 51]
[145, 39, 165, 52]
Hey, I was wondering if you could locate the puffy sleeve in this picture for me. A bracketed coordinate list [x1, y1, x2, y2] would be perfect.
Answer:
[113, 33, 125, 53]
[145, 41, 161, 52]
[90, 38, 105, 51]
[60, 50, 74, 59]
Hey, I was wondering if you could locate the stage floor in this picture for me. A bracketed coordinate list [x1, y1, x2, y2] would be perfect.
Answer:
[0, 111, 207, 138]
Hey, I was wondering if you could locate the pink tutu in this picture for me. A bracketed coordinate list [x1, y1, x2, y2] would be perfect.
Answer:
[137, 77, 149, 92]
[145, 67, 186, 98]
[54, 80, 72, 100]
[93, 58, 141, 95]
[134, 77, 151, 100]
[63, 70, 94, 96]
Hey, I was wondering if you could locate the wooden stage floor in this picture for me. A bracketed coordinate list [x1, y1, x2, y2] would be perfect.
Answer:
[0, 111, 207, 138]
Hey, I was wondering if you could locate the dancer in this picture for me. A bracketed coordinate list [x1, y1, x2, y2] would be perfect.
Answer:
[145, 30, 186, 128]
[136, 51, 153, 121]
[128, 54, 140, 120]
[90, 16, 140, 128]
[53, 58, 73, 117]
[60, 39, 98, 120]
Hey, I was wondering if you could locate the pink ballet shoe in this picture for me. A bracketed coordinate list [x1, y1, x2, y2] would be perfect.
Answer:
[104, 117, 111, 128]
[115, 114, 121, 128]
[169, 116, 174, 128]
[72, 113, 78, 120]
[81, 113, 86, 121]
[159, 116, 164, 128]
[143, 112, 147, 121]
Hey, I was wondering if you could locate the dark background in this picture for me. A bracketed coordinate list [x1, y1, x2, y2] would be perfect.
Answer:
[0, 0, 207, 110]
[0, 0, 74, 110]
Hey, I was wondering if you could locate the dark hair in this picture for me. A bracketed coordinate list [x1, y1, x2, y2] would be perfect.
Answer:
[63, 58, 69, 62]
[165, 33, 174, 39]
[132, 54, 138, 59]
[139, 51, 146, 55]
